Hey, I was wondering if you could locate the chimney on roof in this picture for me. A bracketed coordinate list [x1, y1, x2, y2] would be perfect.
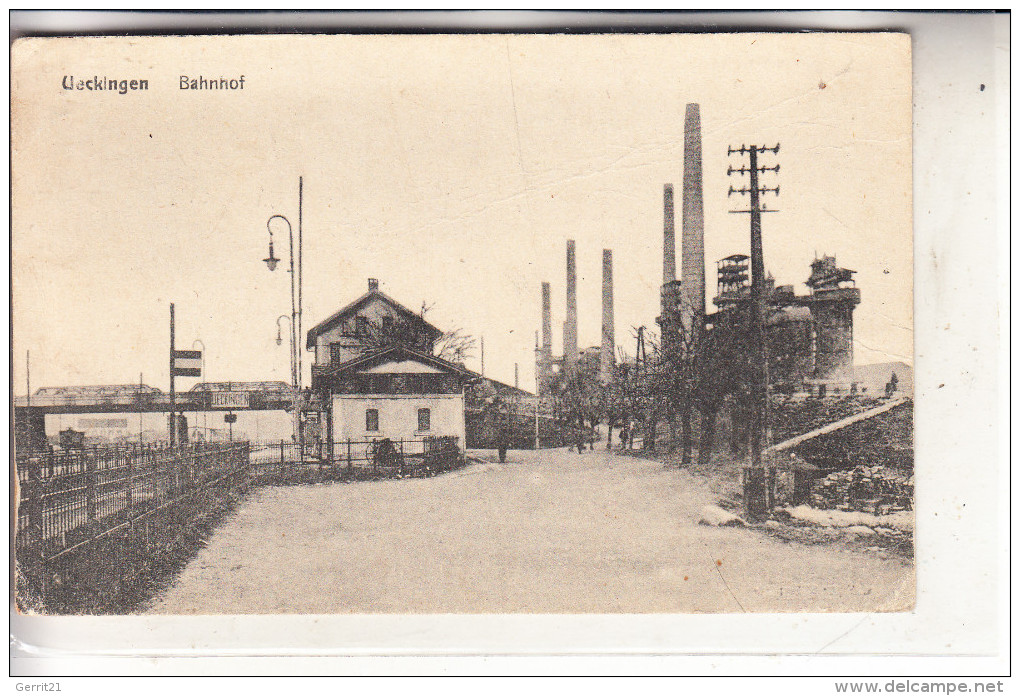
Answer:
[368, 278, 379, 291]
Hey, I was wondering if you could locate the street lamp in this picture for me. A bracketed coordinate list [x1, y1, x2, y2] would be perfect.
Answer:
[263, 215, 286, 273]
[263, 177, 304, 457]
[264, 213, 298, 390]
[275, 315, 287, 345]
[263, 245, 279, 271]
[275, 314, 295, 387]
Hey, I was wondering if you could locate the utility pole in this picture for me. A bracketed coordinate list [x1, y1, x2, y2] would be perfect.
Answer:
[169, 303, 176, 446]
[534, 331, 540, 450]
[25, 350, 31, 452]
[297, 176, 303, 400]
[634, 326, 646, 376]
[727, 143, 780, 518]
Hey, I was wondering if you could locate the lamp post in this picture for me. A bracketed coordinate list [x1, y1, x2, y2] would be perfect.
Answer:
[265, 214, 297, 388]
[274, 314, 298, 450]
[264, 177, 304, 457]
[275, 314, 295, 388]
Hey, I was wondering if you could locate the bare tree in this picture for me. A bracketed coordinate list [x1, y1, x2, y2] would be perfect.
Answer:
[606, 330, 662, 453]
[355, 311, 477, 364]
[433, 328, 477, 365]
[559, 353, 601, 441]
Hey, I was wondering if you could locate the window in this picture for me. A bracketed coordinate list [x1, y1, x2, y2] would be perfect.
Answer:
[330, 342, 349, 364]
[356, 316, 369, 336]
[417, 408, 431, 432]
[366, 408, 379, 432]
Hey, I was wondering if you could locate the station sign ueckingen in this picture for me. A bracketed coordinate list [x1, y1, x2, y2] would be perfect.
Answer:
[210, 392, 249, 409]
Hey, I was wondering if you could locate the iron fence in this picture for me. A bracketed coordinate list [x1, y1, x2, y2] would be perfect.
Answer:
[249, 435, 463, 480]
[14, 436, 461, 611]
[15, 443, 250, 594]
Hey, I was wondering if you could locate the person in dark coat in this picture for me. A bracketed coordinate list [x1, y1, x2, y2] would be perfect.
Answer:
[498, 428, 509, 463]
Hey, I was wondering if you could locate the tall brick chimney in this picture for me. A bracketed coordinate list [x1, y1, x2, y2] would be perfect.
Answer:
[660, 184, 681, 350]
[541, 281, 552, 394]
[663, 183, 676, 285]
[600, 249, 614, 383]
[681, 103, 706, 333]
[564, 239, 578, 373]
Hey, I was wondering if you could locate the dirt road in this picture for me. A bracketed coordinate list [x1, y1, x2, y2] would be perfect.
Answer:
[145, 448, 913, 614]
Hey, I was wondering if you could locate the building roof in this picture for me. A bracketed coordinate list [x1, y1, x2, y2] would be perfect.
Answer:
[306, 286, 443, 349]
[34, 384, 163, 396]
[474, 376, 533, 398]
[320, 344, 476, 379]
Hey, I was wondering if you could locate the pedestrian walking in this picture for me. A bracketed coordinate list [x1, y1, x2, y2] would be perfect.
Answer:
[498, 431, 508, 464]
[619, 426, 629, 451]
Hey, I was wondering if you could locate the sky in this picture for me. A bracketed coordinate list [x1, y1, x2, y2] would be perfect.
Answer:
[12, 33, 912, 395]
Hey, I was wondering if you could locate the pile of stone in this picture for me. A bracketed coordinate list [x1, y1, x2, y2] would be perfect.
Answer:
[810, 465, 913, 513]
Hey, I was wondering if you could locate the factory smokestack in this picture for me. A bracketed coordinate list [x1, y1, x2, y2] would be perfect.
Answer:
[600, 249, 614, 383]
[564, 239, 578, 373]
[663, 183, 676, 285]
[540, 281, 552, 395]
[681, 103, 706, 332]
[660, 183, 680, 350]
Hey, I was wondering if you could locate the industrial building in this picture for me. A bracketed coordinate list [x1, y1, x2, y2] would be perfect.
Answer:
[654, 101, 861, 391]
[710, 253, 862, 387]
[533, 100, 862, 407]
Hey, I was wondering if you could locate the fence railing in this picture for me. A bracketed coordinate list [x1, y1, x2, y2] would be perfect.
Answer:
[249, 435, 463, 480]
[16, 442, 250, 573]
[15, 436, 461, 611]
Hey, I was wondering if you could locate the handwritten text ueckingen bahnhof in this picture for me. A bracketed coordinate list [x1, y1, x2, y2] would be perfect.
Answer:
[61, 75, 247, 94]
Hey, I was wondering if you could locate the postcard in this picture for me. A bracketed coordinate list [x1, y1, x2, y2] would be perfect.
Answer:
[12, 33, 914, 620]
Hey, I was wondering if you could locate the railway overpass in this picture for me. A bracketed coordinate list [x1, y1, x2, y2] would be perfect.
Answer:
[13, 382, 299, 450]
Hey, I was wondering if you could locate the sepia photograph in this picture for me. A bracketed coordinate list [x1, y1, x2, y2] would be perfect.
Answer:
[11, 32, 915, 618]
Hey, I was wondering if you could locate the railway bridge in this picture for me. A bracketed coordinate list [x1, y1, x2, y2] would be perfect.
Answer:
[14, 382, 298, 451]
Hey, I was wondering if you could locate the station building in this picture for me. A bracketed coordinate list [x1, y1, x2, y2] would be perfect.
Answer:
[307, 279, 474, 449]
